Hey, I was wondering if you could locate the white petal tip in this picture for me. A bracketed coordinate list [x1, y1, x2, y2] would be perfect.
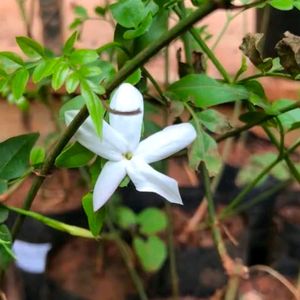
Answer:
[168, 197, 183, 205]
[93, 198, 105, 212]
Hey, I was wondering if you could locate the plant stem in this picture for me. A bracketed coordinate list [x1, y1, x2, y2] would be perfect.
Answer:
[106, 208, 148, 300]
[110, 234, 148, 300]
[233, 180, 289, 215]
[239, 72, 295, 82]
[222, 139, 300, 217]
[142, 67, 168, 104]
[165, 203, 180, 300]
[263, 125, 300, 183]
[216, 100, 300, 143]
[177, 2, 193, 65]
[174, 6, 231, 83]
[10, 0, 219, 244]
[16, 0, 32, 37]
[200, 162, 234, 274]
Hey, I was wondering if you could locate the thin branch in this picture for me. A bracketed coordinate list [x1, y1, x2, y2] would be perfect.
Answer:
[239, 72, 295, 82]
[263, 124, 300, 183]
[166, 203, 180, 300]
[200, 162, 242, 276]
[216, 100, 300, 143]
[249, 265, 299, 300]
[174, 6, 231, 83]
[221, 139, 300, 217]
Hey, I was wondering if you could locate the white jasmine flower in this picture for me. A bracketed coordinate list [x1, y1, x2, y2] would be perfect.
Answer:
[65, 83, 196, 211]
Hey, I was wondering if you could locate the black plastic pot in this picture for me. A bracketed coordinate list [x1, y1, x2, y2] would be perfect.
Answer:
[6, 203, 87, 300]
[267, 190, 300, 280]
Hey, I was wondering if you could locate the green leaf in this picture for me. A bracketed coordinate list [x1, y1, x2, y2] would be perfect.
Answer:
[134, 8, 168, 53]
[82, 193, 105, 236]
[32, 58, 58, 83]
[70, 49, 98, 65]
[197, 109, 230, 134]
[110, 0, 147, 28]
[166, 74, 249, 108]
[0, 206, 8, 223]
[89, 157, 104, 187]
[16, 36, 45, 58]
[133, 236, 167, 272]
[94, 60, 116, 85]
[55, 142, 95, 168]
[119, 175, 130, 187]
[0, 224, 14, 270]
[115, 206, 137, 229]
[0, 52, 24, 66]
[69, 18, 83, 30]
[0, 179, 7, 195]
[137, 208, 167, 235]
[66, 71, 80, 93]
[74, 5, 88, 18]
[237, 153, 290, 186]
[123, 13, 153, 39]
[7, 205, 94, 238]
[79, 65, 102, 78]
[234, 56, 248, 81]
[85, 79, 105, 95]
[243, 80, 269, 108]
[271, 99, 300, 131]
[63, 31, 78, 55]
[30, 146, 45, 165]
[0, 133, 39, 180]
[239, 111, 268, 124]
[81, 81, 104, 136]
[295, 0, 300, 10]
[95, 6, 106, 16]
[269, 0, 293, 10]
[11, 68, 29, 100]
[59, 95, 85, 120]
[125, 68, 142, 85]
[189, 128, 222, 176]
[52, 62, 69, 90]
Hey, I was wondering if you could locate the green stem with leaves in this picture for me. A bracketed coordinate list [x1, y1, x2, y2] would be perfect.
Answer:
[222, 139, 300, 217]
[216, 100, 300, 143]
[263, 124, 300, 183]
[177, 2, 193, 65]
[174, 6, 231, 83]
[200, 162, 232, 270]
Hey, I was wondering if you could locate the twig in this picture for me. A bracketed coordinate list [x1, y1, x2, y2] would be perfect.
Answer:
[263, 124, 300, 183]
[177, 2, 192, 65]
[174, 6, 231, 83]
[166, 203, 180, 300]
[221, 139, 300, 217]
[180, 100, 241, 241]
[0, 291, 7, 300]
[200, 161, 238, 276]
[216, 100, 300, 143]
[249, 265, 299, 300]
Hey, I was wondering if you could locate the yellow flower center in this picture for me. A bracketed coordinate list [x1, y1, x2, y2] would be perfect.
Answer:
[123, 152, 133, 160]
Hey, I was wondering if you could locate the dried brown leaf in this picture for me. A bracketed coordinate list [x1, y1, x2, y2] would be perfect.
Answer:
[275, 31, 300, 77]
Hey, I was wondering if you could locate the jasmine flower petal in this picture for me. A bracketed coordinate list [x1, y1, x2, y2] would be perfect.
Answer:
[93, 161, 127, 211]
[127, 158, 183, 205]
[65, 110, 129, 161]
[109, 83, 144, 151]
[135, 123, 197, 163]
